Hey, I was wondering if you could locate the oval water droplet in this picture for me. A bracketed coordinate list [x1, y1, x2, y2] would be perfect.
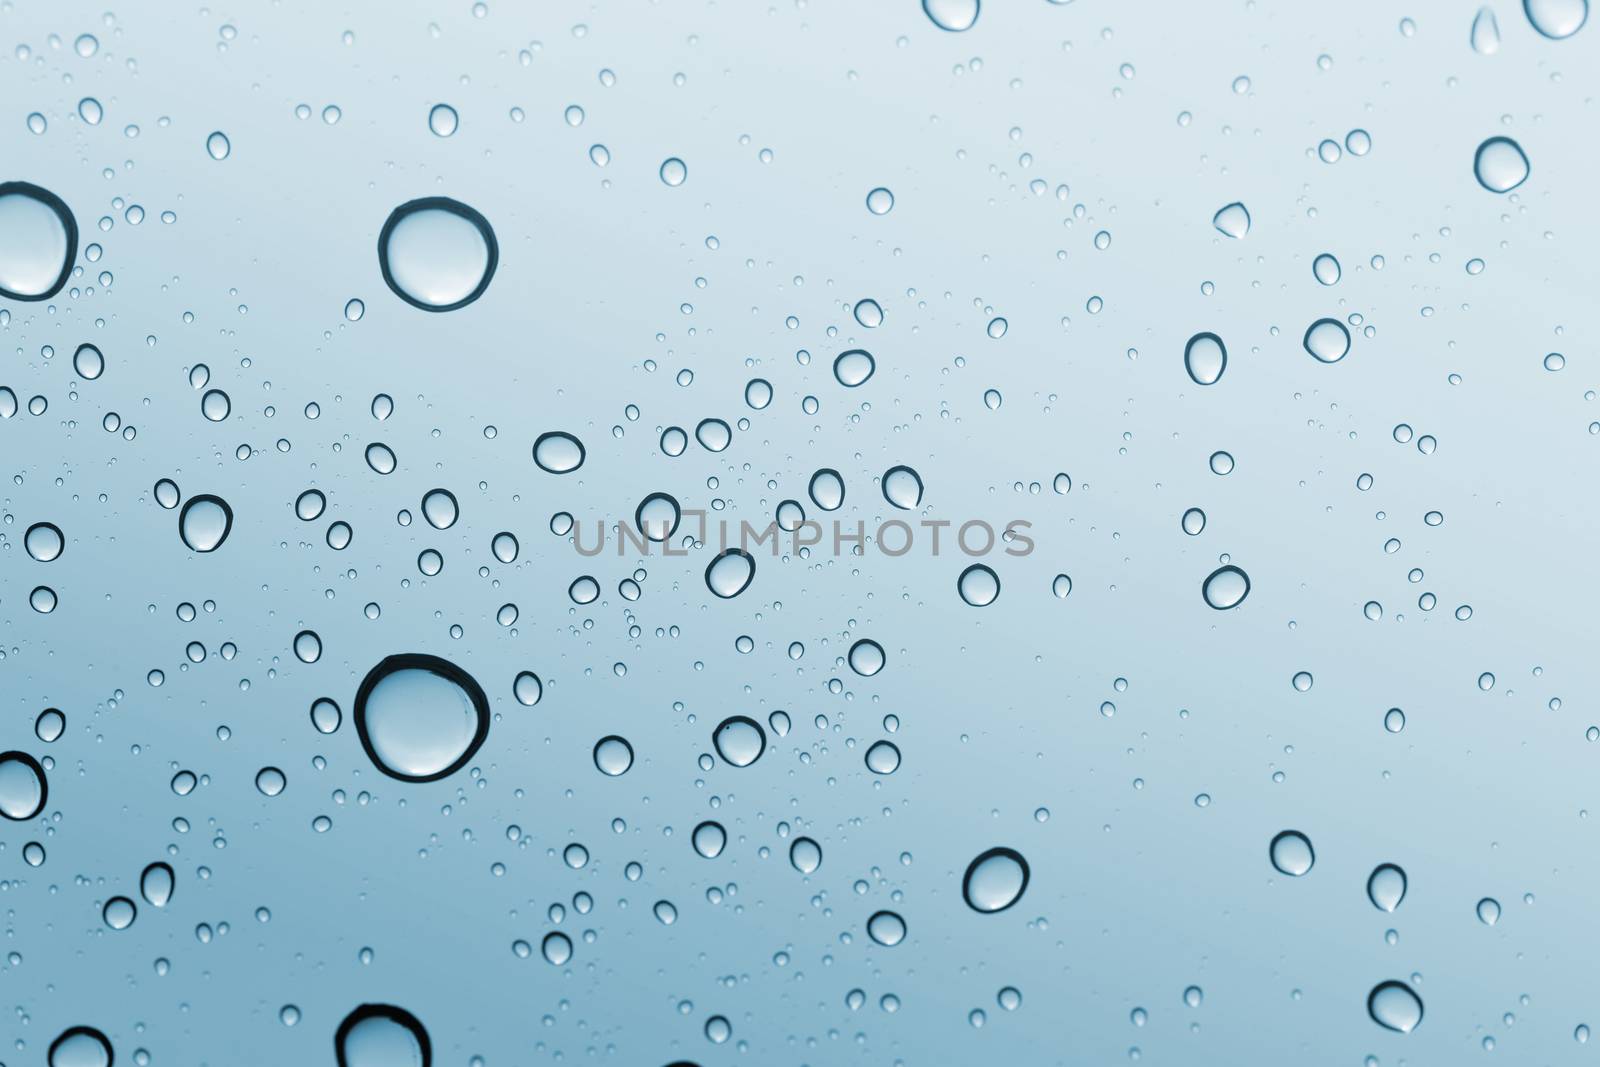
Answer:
[713, 715, 766, 767]
[73, 343, 104, 380]
[1367, 864, 1407, 912]
[1477, 896, 1502, 925]
[636, 493, 681, 541]
[923, 0, 980, 31]
[49, 1027, 113, 1067]
[1367, 981, 1424, 1033]
[882, 465, 924, 509]
[854, 298, 883, 328]
[533, 431, 586, 473]
[1202, 564, 1251, 609]
[790, 836, 822, 874]
[692, 820, 727, 858]
[1474, 136, 1530, 193]
[809, 468, 846, 511]
[178, 494, 233, 553]
[962, 847, 1031, 913]
[1303, 318, 1351, 363]
[377, 197, 498, 311]
[1269, 830, 1315, 876]
[0, 751, 47, 820]
[705, 549, 756, 599]
[335, 1004, 432, 1067]
[353, 654, 491, 782]
[1184, 332, 1227, 385]
[1312, 253, 1341, 285]
[866, 909, 907, 946]
[140, 861, 175, 907]
[427, 103, 458, 137]
[0, 181, 77, 301]
[833, 349, 876, 387]
[1523, 0, 1588, 38]
[365, 442, 397, 474]
[957, 563, 1000, 607]
[421, 488, 459, 530]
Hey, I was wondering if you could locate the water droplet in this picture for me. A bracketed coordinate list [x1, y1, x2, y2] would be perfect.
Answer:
[1184, 985, 1204, 1008]
[335, 1004, 432, 1067]
[923, 0, 980, 30]
[713, 715, 766, 767]
[0, 751, 47, 820]
[533, 431, 586, 473]
[659, 157, 688, 186]
[1269, 830, 1315, 876]
[692, 820, 727, 858]
[1182, 508, 1207, 535]
[1524, 0, 1588, 38]
[421, 488, 459, 530]
[0, 181, 77, 301]
[1478, 896, 1502, 925]
[809, 468, 846, 511]
[882, 465, 924, 509]
[986, 316, 1008, 339]
[295, 490, 326, 521]
[49, 1027, 113, 1067]
[1209, 451, 1235, 475]
[865, 187, 895, 215]
[35, 708, 65, 742]
[848, 639, 886, 676]
[864, 739, 901, 774]
[353, 654, 491, 782]
[1184, 332, 1227, 385]
[695, 418, 732, 452]
[428, 103, 458, 137]
[102, 895, 136, 930]
[636, 492, 681, 541]
[957, 563, 1001, 607]
[73, 343, 104, 380]
[705, 549, 756, 599]
[255, 766, 287, 796]
[1368, 981, 1424, 1033]
[790, 836, 823, 874]
[25, 521, 64, 562]
[854, 298, 883, 328]
[963, 847, 1031, 913]
[593, 735, 634, 776]
[378, 197, 498, 311]
[206, 130, 231, 160]
[833, 349, 876, 387]
[1368, 864, 1407, 912]
[1313, 253, 1341, 285]
[513, 671, 543, 707]
[178, 494, 233, 553]
[1052, 573, 1073, 598]
[1385, 707, 1407, 733]
[365, 442, 397, 474]
[1472, 6, 1502, 52]
[140, 861, 175, 907]
[1303, 318, 1352, 363]
[1212, 202, 1250, 238]
[1474, 136, 1530, 193]
[866, 909, 907, 946]
[1202, 564, 1251, 609]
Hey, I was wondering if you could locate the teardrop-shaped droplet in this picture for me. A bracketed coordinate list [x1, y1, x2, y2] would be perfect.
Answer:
[353, 654, 490, 782]
[1211, 202, 1250, 238]
[0, 751, 47, 820]
[962, 847, 1031, 913]
[0, 181, 77, 302]
[1367, 981, 1424, 1033]
[1523, 0, 1587, 38]
[833, 349, 876, 387]
[1184, 332, 1227, 385]
[1269, 830, 1315, 876]
[713, 715, 766, 767]
[1477, 896, 1502, 925]
[809, 468, 846, 511]
[532, 431, 586, 473]
[882, 465, 924, 509]
[1303, 318, 1352, 363]
[691, 820, 727, 859]
[866, 909, 907, 946]
[789, 836, 822, 874]
[923, 0, 980, 31]
[48, 1027, 113, 1067]
[178, 494, 233, 553]
[1367, 863, 1407, 912]
[1202, 564, 1251, 609]
[335, 1004, 432, 1067]
[705, 548, 756, 599]
[1474, 136, 1530, 193]
[593, 735, 634, 776]
[1471, 6, 1503, 52]
[378, 197, 498, 311]
[140, 861, 175, 908]
[957, 563, 1000, 607]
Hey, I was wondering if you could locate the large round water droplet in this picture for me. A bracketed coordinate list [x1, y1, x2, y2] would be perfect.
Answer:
[706, 549, 756, 599]
[865, 187, 895, 215]
[864, 739, 901, 774]
[542, 931, 573, 965]
[809, 468, 846, 511]
[1211, 202, 1250, 238]
[0, 181, 76, 301]
[692, 820, 727, 858]
[923, 0, 980, 31]
[833, 349, 876, 387]
[377, 197, 498, 311]
[102, 896, 136, 930]
[1303, 318, 1351, 363]
[1367, 981, 1424, 1033]
[713, 715, 766, 767]
[659, 157, 688, 186]
[1269, 830, 1315, 876]
[881, 465, 923, 509]
[25, 521, 63, 562]
[957, 563, 1000, 607]
[335, 1004, 432, 1067]
[866, 909, 906, 946]
[421, 489, 458, 530]
[1202, 564, 1251, 609]
[1184, 332, 1227, 386]
[636, 493, 681, 541]
[353, 654, 491, 782]
[1523, 0, 1587, 38]
[1367, 863, 1407, 912]
[48, 1027, 113, 1067]
[593, 735, 634, 776]
[1474, 136, 1530, 193]
[789, 836, 822, 874]
[179, 494, 233, 553]
[962, 847, 1031, 913]
[0, 751, 47, 820]
[848, 638, 885, 676]
[533, 431, 586, 473]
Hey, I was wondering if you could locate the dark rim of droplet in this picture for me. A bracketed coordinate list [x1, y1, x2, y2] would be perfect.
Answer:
[533, 431, 586, 473]
[0, 181, 78, 302]
[635, 492, 681, 541]
[962, 846, 1031, 913]
[0, 750, 47, 820]
[335, 1004, 431, 1067]
[713, 714, 766, 765]
[352, 654, 490, 783]
[1367, 980, 1422, 1032]
[377, 197, 498, 312]
[178, 494, 234, 553]
[705, 548, 756, 599]
[49, 1026, 112, 1067]
[593, 734, 633, 774]
[1184, 331, 1227, 384]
